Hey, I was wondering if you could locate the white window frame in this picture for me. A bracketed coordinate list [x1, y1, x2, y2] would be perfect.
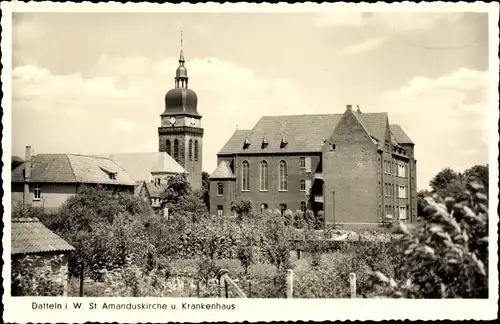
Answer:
[300, 180, 306, 192]
[279, 160, 288, 191]
[217, 205, 224, 217]
[217, 182, 224, 196]
[33, 184, 41, 201]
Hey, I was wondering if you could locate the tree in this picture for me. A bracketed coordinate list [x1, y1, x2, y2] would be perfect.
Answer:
[304, 209, 315, 229]
[230, 199, 252, 221]
[283, 209, 293, 226]
[464, 164, 488, 192]
[201, 171, 210, 210]
[429, 168, 467, 201]
[11, 255, 65, 296]
[417, 189, 431, 217]
[293, 210, 305, 229]
[371, 180, 489, 298]
[160, 173, 207, 219]
[429, 168, 463, 192]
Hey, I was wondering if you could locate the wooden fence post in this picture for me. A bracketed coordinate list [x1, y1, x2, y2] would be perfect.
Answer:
[286, 269, 294, 298]
[79, 263, 84, 297]
[349, 273, 356, 298]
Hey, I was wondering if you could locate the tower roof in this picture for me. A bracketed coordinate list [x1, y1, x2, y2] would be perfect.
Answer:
[162, 32, 200, 118]
[209, 161, 236, 179]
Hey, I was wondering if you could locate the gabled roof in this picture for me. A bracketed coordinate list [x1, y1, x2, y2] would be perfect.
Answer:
[11, 218, 75, 255]
[134, 181, 146, 196]
[218, 130, 251, 155]
[390, 124, 414, 144]
[12, 154, 136, 186]
[210, 161, 236, 179]
[107, 152, 186, 182]
[217, 111, 410, 155]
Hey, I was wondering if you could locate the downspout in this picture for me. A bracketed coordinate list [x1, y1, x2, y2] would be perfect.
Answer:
[23, 146, 32, 206]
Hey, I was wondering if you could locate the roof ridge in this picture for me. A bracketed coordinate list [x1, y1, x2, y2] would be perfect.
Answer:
[352, 111, 375, 141]
[64, 154, 78, 182]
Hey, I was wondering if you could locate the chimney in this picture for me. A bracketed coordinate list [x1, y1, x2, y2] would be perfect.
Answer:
[356, 105, 362, 113]
[23, 145, 32, 206]
[346, 104, 352, 111]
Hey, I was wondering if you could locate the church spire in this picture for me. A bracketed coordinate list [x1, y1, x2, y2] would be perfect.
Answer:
[179, 29, 185, 63]
[175, 30, 188, 88]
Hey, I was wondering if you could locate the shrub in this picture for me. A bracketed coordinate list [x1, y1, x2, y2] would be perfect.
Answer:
[316, 210, 325, 229]
[230, 200, 252, 221]
[293, 210, 305, 229]
[283, 209, 294, 226]
[371, 181, 489, 298]
[304, 209, 315, 229]
[11, 255, 65, 296]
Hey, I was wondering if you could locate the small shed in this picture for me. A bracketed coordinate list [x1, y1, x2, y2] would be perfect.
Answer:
[11, 217, 75, 296]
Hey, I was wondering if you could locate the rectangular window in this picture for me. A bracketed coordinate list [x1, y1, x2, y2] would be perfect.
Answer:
[399, 206, 407, 220]
[299, 157, 306, 168]
[300, 180, 306, 191]
[217, 205, 224, 217]
[217, 183, 224, 196]
[305, 179, 312, 194]
[301, 201, 307, 212]
[305, 157, 311, 173]
[33, 184, 41, 200]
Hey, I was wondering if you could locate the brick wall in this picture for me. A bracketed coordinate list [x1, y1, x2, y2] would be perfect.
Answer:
[322, 109, 379, 226]
[158, 131, 203, 191]
[209, 179, 236, 216]
[214, 153, 322, 213]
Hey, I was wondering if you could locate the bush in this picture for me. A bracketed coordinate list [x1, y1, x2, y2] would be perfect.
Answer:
[11, 255, 65, 296]
[371, 181, 489, 298]
[230, 199, 252, 221]
[293, 210, 305, 229]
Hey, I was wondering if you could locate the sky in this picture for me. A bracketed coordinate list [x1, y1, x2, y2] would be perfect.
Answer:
[10, 10, 492, 190]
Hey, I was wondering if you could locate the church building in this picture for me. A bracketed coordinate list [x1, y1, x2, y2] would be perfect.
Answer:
[209, 105, 417, 229]
[158, 44, 204, 190]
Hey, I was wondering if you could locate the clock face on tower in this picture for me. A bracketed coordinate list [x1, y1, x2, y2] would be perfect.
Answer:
[169, 117, 176, 125]
[190, 117, 196, 125]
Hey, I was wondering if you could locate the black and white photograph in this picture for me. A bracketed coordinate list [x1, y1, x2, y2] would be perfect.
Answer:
[1, 1, 498, 322]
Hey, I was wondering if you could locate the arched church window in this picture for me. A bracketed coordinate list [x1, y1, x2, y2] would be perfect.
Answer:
[260, 160, 268, 191]
[166, 140, 171, 156]
[279, 160, 288, 191]
[241, 161, 250, 191]
[174, 139, 179, 161]
[189, 140, 193, 161]
[194, 140, 199, 161]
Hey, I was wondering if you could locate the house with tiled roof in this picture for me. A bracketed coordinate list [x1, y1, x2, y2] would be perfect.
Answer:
[11, 217, 75, 296]
[210, 105, 417, 229]
[12, 146, 136, 211]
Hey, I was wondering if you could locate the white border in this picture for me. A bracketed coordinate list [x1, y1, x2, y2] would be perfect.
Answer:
[2, 2, 499, 322]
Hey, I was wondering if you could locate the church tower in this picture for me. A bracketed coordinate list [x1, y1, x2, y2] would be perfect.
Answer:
[158, 33, 203, 190]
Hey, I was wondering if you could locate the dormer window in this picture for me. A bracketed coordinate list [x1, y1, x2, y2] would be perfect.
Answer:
[280, 136, 288, 148]
[243, 137, 251, 149]
[100, 166, 117, 180]
[261, 137, 268, 149]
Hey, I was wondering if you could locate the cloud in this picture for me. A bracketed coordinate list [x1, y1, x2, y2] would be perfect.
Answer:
[316, 12, 464, 56]
[12, 56, 304, 173]
[336, 37, 387, 56]
[376, 68, 489, 190]
[110, 118, 136, 133]
[314, 12, 464, 32]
